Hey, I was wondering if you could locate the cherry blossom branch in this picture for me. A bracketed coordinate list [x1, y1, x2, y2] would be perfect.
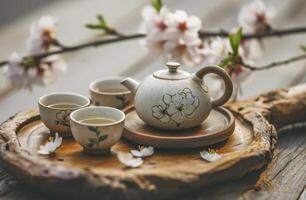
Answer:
[1, 26, 306, 67]
[243, 53, 306, 71]
[199, 27, 306, 39]
[0, 60, 9, 66]
[0, 33, 145, 67]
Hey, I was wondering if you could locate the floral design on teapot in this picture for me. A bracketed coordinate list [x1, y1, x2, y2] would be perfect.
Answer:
[152, 88, 199, 127]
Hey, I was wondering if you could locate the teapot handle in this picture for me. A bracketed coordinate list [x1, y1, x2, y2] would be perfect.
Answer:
[194, 65, 233, 108]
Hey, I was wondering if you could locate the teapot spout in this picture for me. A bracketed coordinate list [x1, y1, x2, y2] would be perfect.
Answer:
[120, 77, 140, 94]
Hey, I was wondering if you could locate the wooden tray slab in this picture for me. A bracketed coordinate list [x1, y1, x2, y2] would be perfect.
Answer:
[1, 84, 306, 200]
[124, 107, 235, 148]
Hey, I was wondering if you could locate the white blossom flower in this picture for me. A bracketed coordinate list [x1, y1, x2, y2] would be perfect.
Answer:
[4, 53, 66, 90]
[199, 36, 253, 99]
[208, 76, 225, 100]
[238, 0, 275, 61]
[4, 53, 35, 89]
[199, 37, 241, 99]
[227, 64, 253, 99]
[5, 15, 66, 90]
[200, 37, 231, 65]
[142, 6, 202, 65]
[142, 6, 170, 52]
[200, 149, 222, 162]
[37, 133, 62, 155]
[209, 69, 252, 101]
[130, 146, 154, 158]
[241, 39, 263, 61]
[117, 152, 143, 168]
[164, 34, 202, 66]
[165, 10, 202, 38]
[238, 0, 275, 34]
[164, 10, 202, 65]
[38, 55, 67, 85]
[27, 15, 58, 54]
[228, 64, 252, 83]
[142, 6, 169, 34]
[200, 37, 249, 64]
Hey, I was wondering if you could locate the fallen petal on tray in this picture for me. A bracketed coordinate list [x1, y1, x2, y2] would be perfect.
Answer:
[37, 133, 62, 155]
[200, 149, 222, 162]
[117, 152, 143, 168]
[130, 146, 154, 158]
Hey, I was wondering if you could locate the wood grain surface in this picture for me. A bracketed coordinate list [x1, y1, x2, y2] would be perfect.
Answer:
[179, 125, 306, 200]
[0, 122, 305, 200]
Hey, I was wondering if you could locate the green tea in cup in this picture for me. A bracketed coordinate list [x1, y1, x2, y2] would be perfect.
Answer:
[89, 77, 133, 109]
[79, 117, 115, 125]
[48, 103, 82, 109]
[70, 106, 125, 155]
[38, 93, 91, 136]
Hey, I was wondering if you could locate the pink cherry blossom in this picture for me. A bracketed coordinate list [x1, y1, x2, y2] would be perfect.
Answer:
[142, 6, 202, 65]
[142, 6, 170, 53]
[199, 37, 253, 99]
[4, 53, 66, 90]
[200, 37, 231, 65]
[27, 16, 58, 54]
[238, 0, 275, 61]
[4, 53, 33, 89]
[238, 0, 275, 34]
[5, 16, 67, 90]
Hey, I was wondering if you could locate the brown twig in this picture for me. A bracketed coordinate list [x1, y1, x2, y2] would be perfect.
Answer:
[1, 27, 306, 67]
[199, 27, 306, 39]
[0, 33, 145, 67]
[0, 60, 8, 66]
[243, 53, 306, 71]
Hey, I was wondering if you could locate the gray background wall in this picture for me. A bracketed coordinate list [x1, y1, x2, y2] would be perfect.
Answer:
[0, 0, 305, 122]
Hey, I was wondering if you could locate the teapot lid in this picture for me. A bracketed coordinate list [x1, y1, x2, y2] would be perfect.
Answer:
[153, 62, 190, 80]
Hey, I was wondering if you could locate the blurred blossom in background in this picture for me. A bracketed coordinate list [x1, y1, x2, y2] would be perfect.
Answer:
[0, 0, 306, 122]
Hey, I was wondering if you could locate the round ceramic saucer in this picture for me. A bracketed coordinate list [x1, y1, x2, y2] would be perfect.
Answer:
[123, 106, 235, 148]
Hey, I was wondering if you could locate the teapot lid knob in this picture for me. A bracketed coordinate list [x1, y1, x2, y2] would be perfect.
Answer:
[153, 61, 189, 80]
[166, 61, 180, 72]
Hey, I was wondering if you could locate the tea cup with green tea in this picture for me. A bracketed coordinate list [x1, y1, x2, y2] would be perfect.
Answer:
[38, 93, 90, 136]
[70, 106, 125, 155]
[89, 77, 133, 109]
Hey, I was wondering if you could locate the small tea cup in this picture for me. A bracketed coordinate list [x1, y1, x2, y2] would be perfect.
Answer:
[38, 93, 90, 136]
[89, 77, 133, 109]
[70, 106, 125, 155]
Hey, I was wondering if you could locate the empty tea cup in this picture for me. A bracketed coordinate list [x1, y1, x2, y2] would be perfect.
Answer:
[89, 77, 133, 109]
[70, 106, 125, 155]
[38, 92, 90, 136]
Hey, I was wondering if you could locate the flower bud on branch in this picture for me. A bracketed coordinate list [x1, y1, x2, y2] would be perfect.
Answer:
[85, 14, 124, 37]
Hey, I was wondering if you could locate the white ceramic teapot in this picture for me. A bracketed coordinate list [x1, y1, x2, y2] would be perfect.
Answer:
[121, 62, 233, 130]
